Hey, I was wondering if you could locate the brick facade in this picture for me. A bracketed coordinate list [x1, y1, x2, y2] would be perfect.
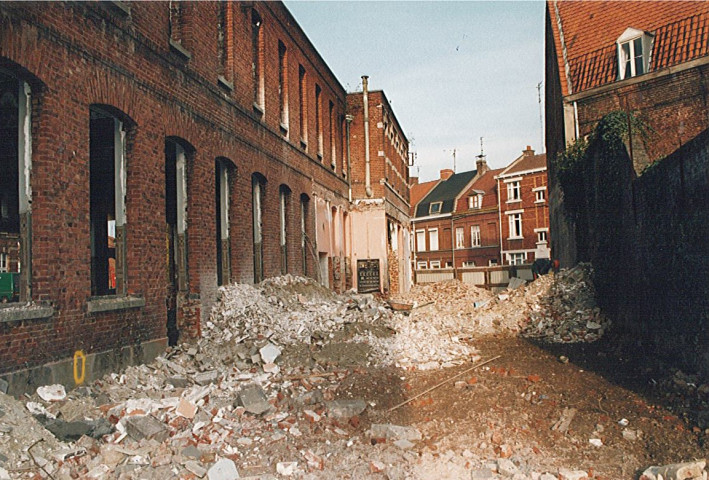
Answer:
[347, 85, 412, 294]
[0, 2, 349, 376]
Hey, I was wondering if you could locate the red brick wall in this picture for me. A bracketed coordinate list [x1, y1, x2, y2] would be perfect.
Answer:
[0, 1, 348, 374]
[499, 171, 549, 263]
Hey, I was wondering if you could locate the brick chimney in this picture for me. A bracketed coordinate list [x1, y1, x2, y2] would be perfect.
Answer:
[523, 145, 535, 156]
[410, 176, 419, 185]
[440, 169, 454, 180]
[475, 154, 488, 175]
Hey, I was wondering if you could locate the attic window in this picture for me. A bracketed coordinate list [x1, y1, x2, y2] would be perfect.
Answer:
[429, 201, 442, 215]
[617, 28, 653, 80]
[468, 193, 483, 209]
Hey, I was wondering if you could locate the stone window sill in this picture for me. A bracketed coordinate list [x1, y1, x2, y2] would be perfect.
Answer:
[169, 39, 192, 61]
[87, 295, 145, 314]
[0, 303, 54, 324]
[217, 76, 234, 92]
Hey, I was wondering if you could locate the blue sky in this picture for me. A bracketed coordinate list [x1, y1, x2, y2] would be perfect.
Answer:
[284, 1, 546, 181]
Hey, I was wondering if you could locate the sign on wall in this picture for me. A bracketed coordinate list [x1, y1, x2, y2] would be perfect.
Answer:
[357, 259, 380, 293]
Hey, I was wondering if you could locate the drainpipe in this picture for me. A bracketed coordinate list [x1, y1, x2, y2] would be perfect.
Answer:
[497, 177, 504, 265]
[345, 114, 353, 202]
[451, 215, 456, 277]
[362, 75, 372, 197]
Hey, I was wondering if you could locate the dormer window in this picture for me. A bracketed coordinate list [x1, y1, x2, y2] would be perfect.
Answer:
[617, 28, 653, 80]
[429, 201, 442, 215]
[468, 192, 483, 209]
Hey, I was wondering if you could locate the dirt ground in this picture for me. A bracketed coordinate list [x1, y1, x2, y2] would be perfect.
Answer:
[327, 334, 707, 479]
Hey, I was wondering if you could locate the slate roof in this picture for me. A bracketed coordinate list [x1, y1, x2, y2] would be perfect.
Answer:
[548, 1, 709, 96]
[415, 170, 477, 218]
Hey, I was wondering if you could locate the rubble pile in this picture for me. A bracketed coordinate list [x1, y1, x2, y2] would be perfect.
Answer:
[206, 275, 480, 371]
[519, 264, 611, 343]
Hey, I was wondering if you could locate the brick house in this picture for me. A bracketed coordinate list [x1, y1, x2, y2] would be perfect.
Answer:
[412, 154, 500, 270]
[347, 78, 412, 294]
[545, 0, 709, 266]
[497, 147, 550, 265]
[0, 1, 351, 391]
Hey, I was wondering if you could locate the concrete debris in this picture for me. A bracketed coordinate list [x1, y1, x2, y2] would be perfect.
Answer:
[259, 343, 282, 364]
[370, 423, 422, 442]
[641, 460, 707, 480]
[236, 384, 271, 415]
[123, 415, 169, 442]
[326, 399, 367, 418]
[36, 384, 66, 402]
[207, 458, 240, 480]
[558, 469, 590, 480]
[276, 461, 298, 476]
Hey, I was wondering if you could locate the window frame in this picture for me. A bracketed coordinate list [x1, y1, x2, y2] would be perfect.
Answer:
[471, 225, 481, 247]
[429, 201, 442, 215]
[415, 229, 426, 252]
[455, 227, 465, 249]
[507, 212, 523, 239]
[428, 228, 439, 251]
[506, 181, 521, 202]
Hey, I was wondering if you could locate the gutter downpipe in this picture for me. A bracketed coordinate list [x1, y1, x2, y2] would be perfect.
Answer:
[345, 114, 353, 202]
[362, 75, 373, 197]
[497, 177, 504, 265]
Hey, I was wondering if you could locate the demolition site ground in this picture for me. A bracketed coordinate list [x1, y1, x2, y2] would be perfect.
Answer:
[0, 267, 706, 479]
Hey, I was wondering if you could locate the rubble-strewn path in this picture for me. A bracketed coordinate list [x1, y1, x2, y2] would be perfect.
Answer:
[0, 269, 706, 479]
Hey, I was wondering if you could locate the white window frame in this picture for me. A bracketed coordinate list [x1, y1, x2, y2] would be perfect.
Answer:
[506, 181, 521, 202]
[617, 28, 653, 80]
[428, 228, 439, 251]
[455, 227, 465, 249]
[415, 229, 426, 252]
[429, 260, 441, 269]
[468, 194, 482, 209]
[416, 260, 427, 270]
[471, 225, 481, 247]
[0, 252, 7, 273]
[537, 230, 548, 243]
[535, 189, 546, 203]
[429, 201, 442, 215]
[508, 252, 526, 265]
[462, 261, 475, 268]
[508, 212, 523, 239]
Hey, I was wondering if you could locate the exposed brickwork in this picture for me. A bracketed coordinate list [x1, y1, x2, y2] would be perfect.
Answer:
[0, 1, 348, 375]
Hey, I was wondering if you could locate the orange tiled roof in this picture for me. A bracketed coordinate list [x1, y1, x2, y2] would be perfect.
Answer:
[548, 1, 709, 96]
[500, 153, 547, 177]
[410, 179, 439, 215]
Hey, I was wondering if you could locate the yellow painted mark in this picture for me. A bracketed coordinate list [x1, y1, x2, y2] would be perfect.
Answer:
[73, 350, 86, 385]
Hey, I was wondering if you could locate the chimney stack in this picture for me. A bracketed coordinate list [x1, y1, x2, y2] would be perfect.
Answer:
[523, 145, 535, 156]
[476, 154, 488, 175]
[410, 176, 419, 185]
[440, 169, 454, 180]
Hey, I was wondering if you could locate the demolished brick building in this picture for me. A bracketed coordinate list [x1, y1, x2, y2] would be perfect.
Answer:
[0, 1, 355, 392]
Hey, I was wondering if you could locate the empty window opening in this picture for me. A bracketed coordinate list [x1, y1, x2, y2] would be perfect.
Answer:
[169, 1, 184, 44]
[279, 185, 291, 274]
[0, 73, 32, 302]
[251, 10, 264, 112]
[329, 101, 336, 169]
[165, 138, 190, 345]
[278, 40, 288, 132]
[216, 159, 232, 286]
[298, 65, 307, 147]
[218, 2, 234, 85]
[90, 106, 128, 297]
[252, 174, 266, 283]
[315, 84, 323, 158]
[300, 194, 310, 276]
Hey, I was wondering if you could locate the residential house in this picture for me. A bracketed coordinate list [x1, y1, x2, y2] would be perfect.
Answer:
[545, 0, 709, 266]
[497, 147, 550, 265]
[347, 77, 412, 294]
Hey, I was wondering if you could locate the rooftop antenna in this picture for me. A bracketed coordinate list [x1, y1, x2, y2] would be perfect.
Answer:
[452, 148, 456, 173]
[537, 82, 544, 152]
